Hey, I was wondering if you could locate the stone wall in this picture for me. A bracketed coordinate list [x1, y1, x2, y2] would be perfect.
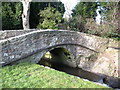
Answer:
[0, 29, 119, 78]
[0, 29, 35, 40]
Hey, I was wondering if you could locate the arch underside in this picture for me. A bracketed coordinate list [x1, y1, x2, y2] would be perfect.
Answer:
[19, 44, 96, 68]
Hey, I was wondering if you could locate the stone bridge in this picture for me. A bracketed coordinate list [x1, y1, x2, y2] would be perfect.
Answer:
[0, 29, 119, 80]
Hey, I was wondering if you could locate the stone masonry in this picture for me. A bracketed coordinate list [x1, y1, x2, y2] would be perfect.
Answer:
[0, 29, 119, 79]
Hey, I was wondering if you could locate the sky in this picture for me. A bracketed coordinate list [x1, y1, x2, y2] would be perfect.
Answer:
[60, 0, 79, 18]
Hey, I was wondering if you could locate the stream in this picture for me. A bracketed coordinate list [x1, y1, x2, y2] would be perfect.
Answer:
[38, 59, 120, 89]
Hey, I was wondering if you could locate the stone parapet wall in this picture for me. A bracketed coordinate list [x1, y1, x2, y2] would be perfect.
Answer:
[0, 29, 36, 40]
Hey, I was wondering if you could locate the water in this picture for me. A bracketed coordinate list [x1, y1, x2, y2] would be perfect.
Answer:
[38, 59, 120, 89]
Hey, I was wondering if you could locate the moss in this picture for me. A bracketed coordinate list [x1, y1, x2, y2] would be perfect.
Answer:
[85, 53, 98, 61]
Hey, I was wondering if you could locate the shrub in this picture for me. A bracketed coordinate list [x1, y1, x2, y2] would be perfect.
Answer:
[37, 6, 62, 29]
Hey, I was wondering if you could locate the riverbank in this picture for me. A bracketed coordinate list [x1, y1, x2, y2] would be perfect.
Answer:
[2, 61, 109, 88]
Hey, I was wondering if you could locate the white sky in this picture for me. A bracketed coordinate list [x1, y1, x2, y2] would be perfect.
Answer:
[60, 0, 79, 18]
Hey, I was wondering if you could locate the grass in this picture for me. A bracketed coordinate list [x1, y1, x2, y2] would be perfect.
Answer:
[2, 61, 109, 88]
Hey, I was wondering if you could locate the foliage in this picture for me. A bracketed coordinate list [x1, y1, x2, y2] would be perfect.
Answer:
[30, 2, 65, 29]
[68, 15, 86, 32]
[2, 1, 65, 30]
[68, 2, 98, 32]
[85, 18, 120, 41]
[95, 2, 120, 40]
[0, 3, 1, 15]
[2, 2, 22, 30]
[2, 61, 108, 88]
[0, 2, 1, 29]
[37, 6, 62, 29]
[72, 2, 98, 19]
[69, 2, 120, 40]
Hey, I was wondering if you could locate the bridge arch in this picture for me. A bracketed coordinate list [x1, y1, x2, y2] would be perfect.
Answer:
[1, 30, 107, 66]
[30, 43, 96, 68]
[37, 46, 76, 67]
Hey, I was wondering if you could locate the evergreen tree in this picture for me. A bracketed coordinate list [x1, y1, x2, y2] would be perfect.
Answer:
[72, 2, 98, 19]
[2, 2, 22, 30]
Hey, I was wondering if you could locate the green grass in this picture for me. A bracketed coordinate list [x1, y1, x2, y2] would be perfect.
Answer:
[2, 61, 109, 88]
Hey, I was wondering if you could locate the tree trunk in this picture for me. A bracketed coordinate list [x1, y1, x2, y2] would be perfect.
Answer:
[21, 0, 31, 30]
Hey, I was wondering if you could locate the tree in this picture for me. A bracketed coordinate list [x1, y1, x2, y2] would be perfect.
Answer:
[2, 2, 22, 30]
[30, 2, 65, 29]
[2, 1, 31, 30]
[98, 2, 120, 39]
[2, 1, 65, 30]
[0, 2, 2, 29]
[68, 15, 86, 32]
[99, 2, 120, 22]
[37, 6, 62, 29]
[72, 2, 98, 19]
[20, 0, 32, 30]
[69, 1, 120, 40]
[68, 2, 98, 32]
